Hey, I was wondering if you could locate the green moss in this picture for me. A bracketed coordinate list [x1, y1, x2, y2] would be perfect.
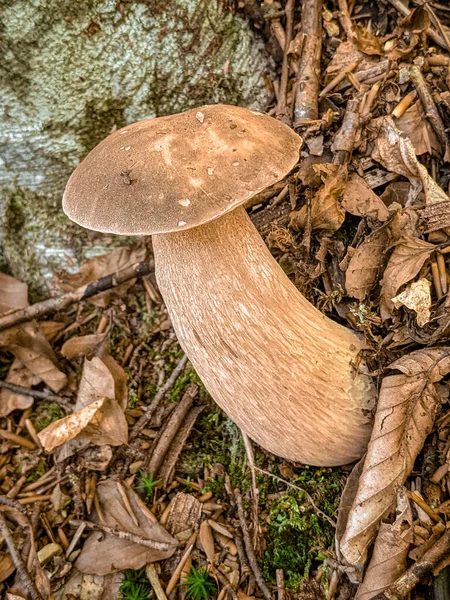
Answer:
[25, 456, 48, 483]
[260, 468, 344, 592]
[30, 401, 65, 432]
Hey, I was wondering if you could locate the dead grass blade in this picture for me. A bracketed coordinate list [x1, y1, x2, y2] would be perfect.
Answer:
[340, 348, 450, 567]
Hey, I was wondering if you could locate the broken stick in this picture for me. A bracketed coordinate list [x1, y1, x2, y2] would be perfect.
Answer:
[0, 259, 153, 332]
[294, 0, 323, 124]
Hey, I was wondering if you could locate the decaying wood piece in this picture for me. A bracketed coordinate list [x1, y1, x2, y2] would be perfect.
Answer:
[332, 99, 361, 165]
[419, 201, 450, 232]
[275, 0, 295, 123]
[154, 207, 375, 466]
[294, 0, 323, 124]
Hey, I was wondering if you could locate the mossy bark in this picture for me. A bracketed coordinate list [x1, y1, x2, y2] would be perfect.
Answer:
[0, 0, 271, 298]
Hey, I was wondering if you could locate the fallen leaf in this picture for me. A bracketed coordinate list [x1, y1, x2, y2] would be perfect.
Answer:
[346, 225, 390, 301]
[336, 458, 365, 547]
[54, 246, 147, 307]
[0, 359, 41, 417]
[380, 237, 435, 319]
[392, 278, 432, 327]
[54, 570, 123, 600]
[0, 552, 15, 584]
[61, 333, 107, 359]
[199, 520, 216, 565]
[38, 397, 128, 452]
[372, 116, 448, 206]
[355, 488, 413, 600]
[395, 102, 438, 156]
[340, 348, 450, 567]
[0, 273, 28, 315]
[75, 357, 116, 411]
[37, 320, 67, 341]
[290, 165, 346, 232]
[76, 479, 177, 575]
[342, 173, 389, 221]
[357, 26, 384, 56]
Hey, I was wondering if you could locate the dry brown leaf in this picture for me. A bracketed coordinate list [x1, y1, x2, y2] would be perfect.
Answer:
[7, 323, 67, 392]
[357, 26, 384, 56]
[61, 333, 107, 359]
[38, 397, 128, 452]
[54, 245, 147, 307]
[336, 458, 365, 547]
[0, 552, 15, 584]
[392, 278, 432, 327]
[75, 357, 116, 411]
[100, 354, 128, 409]
[345, 225, 390, 301]
[380, 237, 435, 319]
[395, 102, 438, 156]
[355, 488, 413, 600]
[372, 116, 448, 206]
[37, 320, 67, 341]
[199, 520, 216, 565]
[340, 348, 450, 567]
[0, 359, 41, 417]
[54, 570, 123, 600]
[290, 165, 346, 232]
[342, 173, 389, 221]
[76, 479, 177, 575]
[0, 273, 28, 314]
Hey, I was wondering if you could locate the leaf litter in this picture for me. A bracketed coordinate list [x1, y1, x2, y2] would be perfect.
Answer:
[2, 2, 450, 599]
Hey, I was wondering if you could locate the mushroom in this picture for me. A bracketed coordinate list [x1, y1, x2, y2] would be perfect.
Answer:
[63, 105, 376, 466]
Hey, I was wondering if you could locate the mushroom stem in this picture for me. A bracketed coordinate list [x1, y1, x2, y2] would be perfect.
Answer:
[153, 206, 376, 466]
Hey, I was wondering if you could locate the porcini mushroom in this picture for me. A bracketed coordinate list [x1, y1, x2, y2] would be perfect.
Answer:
[63, 105, 376, 466]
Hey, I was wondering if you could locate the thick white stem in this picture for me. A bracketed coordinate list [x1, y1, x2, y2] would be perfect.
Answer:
[153, 206, 376, 466]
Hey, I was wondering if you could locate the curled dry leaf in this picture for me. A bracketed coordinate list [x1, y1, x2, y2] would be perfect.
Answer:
[76, 479, 177, 575]
[395, 102, 438, 156]
[392, 278, 432, 327]
[54, 245, 147, 307]
[38, 397, 128, 452]
[290, 164, 346, 232]
[61, 333, 107, 359]
[380, 236, 435, 320]
[355, 488, 413, 600]
[341, 173, 389, 221]
[372, 116, 448, 206]
[0, 359, 41, 417]
[7, 323, 67, 392]
[340, 348, 450, 567]
[345, 224, 390, 301]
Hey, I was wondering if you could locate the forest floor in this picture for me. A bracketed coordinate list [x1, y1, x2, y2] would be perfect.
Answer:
[2, 0, 450, 599]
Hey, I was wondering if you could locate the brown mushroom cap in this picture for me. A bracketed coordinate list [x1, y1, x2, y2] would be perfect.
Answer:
[63, 105, 301, 235]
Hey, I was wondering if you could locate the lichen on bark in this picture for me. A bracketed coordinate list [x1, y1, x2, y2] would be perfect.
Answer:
[0, 0, 271, 295]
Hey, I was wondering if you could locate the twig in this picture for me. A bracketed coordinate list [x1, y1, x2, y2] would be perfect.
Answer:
[65, 521, 86, 557]
[0, 259, 153, 332]
[294, 0, 323, 124]
[319, 59, 360, 98]
[69, 519, 173, 551]
[147, 383, 198, 475]
[159, 406, 204, 488]
[276, 569, 285, 600]
[370, 528, 450, 599]
[392, 92, 416, 118]
[234, 489, 273, 600]
[410, 66, 448, 153]
[332, 98, 361, 165]
[254, 466, 336, 528]
[0, 430, 36, 450]
[0, 380, 72, 411]
[338, 0, 356, 44]
[166, 532, 197, 595]
[130, 355, 188, 440]
[146, 563, 169, 600]
[276, 0, 295, 124]
[241, 432, 259, 548]
[0, 511, 43, 600]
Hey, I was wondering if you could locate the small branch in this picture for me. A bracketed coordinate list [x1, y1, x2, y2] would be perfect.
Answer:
[0, 511, 43, 600]
[241, 432, 259, 549]
[276, 0, 295, 124]
[0, 380, 72, 411]
[410, 66, 447, 152]
[294, 0, 323, 124]
[146, 563, 169, 600]
[234, 489, 273, 600]
[0, 259, 153, 332]
[370, 528, 450, 599]
[147, 383, 198, 475]
[130, 354, 188, 440]
[387, 0, 447, 49]
[332, 98, 361, 165]
[338, 0, 356, 44]
[69, 519, 172, 551]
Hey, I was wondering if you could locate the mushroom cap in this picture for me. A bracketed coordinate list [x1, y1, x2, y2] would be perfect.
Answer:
[63, 105, 301, 235]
